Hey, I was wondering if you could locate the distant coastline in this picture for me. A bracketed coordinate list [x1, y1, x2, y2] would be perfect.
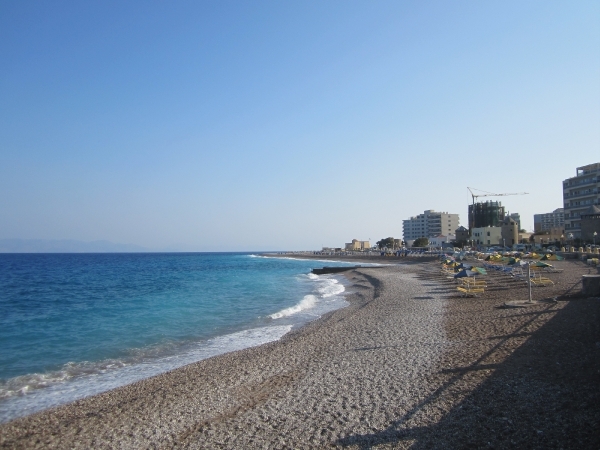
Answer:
[0, 239, 149, 253]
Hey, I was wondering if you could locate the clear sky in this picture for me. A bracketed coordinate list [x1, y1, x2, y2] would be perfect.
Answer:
[1, 1, 599, 251]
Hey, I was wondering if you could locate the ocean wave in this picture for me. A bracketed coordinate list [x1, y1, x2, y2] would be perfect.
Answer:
[0, 324, 292, 416]
[318, 279, 345, 297]
[269, 275, 347, 320]
[269, 295, 317, 319]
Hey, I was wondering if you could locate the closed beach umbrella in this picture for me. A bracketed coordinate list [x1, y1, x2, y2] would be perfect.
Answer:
[454, 269, 477, 278]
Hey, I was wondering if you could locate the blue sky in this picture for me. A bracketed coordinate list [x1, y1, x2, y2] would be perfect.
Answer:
[1, 1, 599, 251]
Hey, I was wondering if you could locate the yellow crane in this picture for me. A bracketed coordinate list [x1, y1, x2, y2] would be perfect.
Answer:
[467, 187, 529, 231]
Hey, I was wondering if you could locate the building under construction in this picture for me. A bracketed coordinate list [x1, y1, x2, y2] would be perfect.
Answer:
[468, 201, 506, 230]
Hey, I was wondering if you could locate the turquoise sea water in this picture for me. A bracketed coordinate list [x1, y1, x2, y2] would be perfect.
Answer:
[0, 253, 354, 423]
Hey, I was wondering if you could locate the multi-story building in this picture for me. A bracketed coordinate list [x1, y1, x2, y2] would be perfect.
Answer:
[563, 163, 600, 238]
[580, 206, 600, 243]
[402, 210, 460, 241]
[468, 201, 505, 231]
[533, 208, 565, 232]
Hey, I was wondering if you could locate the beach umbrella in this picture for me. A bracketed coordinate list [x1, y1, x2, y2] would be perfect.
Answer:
[507, 257, 520, 265]
[534, 262, 551, 267]
[454, 269, 477, 278]
[472, 267, 487, 275]
[457, 263, 472, 270]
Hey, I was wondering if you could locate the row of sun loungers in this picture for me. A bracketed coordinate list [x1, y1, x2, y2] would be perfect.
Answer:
[482, 262, 555, 286]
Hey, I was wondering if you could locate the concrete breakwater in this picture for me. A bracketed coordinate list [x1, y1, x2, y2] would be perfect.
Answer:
[311, 265, 389, 275]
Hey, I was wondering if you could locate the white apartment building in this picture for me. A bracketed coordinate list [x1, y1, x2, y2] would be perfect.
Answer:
[533, 208, 564, 232]
[402, 210, 460, 241]
[563, 163, 600, 238]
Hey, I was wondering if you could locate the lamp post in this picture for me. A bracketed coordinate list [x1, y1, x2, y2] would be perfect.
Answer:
[594, 231, 597, 247]
[568, 233, 574, 250]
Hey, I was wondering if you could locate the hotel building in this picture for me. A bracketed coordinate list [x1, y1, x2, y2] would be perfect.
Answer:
[533, 208, 565, 232]
[563, 163, 600, 238]
[402, 210, 460, 241]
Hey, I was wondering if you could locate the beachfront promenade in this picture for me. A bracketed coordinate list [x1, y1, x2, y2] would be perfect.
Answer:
[1, 257, 598, 449]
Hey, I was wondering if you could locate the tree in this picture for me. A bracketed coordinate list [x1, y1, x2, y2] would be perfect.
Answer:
[413, 237, 429, 248]
[376, 237, 395, 249]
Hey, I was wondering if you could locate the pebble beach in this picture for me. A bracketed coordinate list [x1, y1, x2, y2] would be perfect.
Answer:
[1, 256, 598, 449]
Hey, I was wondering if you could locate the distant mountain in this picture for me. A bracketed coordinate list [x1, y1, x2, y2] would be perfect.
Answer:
[0, 239, 149, 253]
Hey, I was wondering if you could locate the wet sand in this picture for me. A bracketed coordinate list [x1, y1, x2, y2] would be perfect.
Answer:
[1, 257, 598, 449]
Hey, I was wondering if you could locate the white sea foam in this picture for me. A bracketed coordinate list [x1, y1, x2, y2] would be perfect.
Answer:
[269, 295, 317, 319]
[318, 278, 345, 298]
[250, 255, 390, 266]
[0, 325, 292, 423]
[269, 275, 347, 321]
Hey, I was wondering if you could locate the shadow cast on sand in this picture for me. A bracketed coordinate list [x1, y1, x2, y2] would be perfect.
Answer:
[335, 298, 600, 449]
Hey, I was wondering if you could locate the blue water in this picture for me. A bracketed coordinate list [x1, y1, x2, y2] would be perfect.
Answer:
[0, 253, 355, 422]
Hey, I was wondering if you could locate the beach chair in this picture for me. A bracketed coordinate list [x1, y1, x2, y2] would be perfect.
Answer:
[460, 278, 487, 288]
[457, 286, 485, 297]
[531, 276, 554, 287]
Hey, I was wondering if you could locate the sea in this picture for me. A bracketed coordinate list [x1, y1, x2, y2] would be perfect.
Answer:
[0, 252, 359, 423]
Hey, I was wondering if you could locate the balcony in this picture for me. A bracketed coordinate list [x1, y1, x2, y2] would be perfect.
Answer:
[563, 189, 599, 199]
[563, 177, 598, 188]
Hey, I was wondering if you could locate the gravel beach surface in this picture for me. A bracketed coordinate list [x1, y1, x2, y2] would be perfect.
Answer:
[1, 256, 598, 449]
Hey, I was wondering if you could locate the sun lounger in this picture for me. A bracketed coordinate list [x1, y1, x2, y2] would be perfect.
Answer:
[531, 277, 554, 286]
[460, 278, 487, 287]
[457, 286, 485, 297]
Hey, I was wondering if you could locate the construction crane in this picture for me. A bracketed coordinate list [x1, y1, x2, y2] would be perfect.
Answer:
[467, 187, 529, 231]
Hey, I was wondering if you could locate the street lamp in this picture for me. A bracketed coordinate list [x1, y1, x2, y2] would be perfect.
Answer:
[594, 231, 597, 247]
[568, 233, 574, 250]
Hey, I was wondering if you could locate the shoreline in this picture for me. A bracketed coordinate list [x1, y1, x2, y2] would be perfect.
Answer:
[0, 259, 351, 425]
[1, 258, 598, 448]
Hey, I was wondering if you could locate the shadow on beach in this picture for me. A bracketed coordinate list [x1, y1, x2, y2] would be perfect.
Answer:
[335, 294, 600, 449]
